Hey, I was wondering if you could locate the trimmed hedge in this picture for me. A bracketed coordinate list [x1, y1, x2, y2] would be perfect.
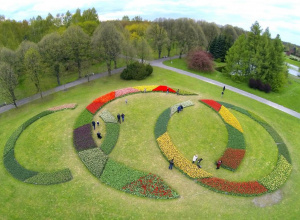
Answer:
[154, 108, 171, 139]
[100, 123, 120, 155]
[24, 169, 72, 185]
[74, 109, 94, 129]
[3, 149, 38, 181]
[258, 155, 292, 191]
[78, 148, 108, 178]
[21, 111, 53, 130]
[100, 159, 146, 189]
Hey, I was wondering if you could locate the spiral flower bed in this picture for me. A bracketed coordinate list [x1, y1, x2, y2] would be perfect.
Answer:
[73, 85, 192, 199]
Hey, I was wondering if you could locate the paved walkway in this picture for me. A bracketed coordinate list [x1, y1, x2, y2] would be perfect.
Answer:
[1, 57, 299, 120]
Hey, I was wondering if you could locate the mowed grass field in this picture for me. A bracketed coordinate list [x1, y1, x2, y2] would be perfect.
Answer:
[0, 66, 299, 219]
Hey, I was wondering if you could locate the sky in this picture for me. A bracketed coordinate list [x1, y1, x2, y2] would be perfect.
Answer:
[0, 0, 299, 45]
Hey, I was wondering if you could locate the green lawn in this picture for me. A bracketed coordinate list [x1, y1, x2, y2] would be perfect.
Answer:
[285, 56, 300, 68]
[164, 58, 300, 113]
[0, 67, 299, 219]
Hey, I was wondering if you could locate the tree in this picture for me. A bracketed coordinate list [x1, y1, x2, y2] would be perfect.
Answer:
[174, 18, 198, 58]
[63, 10, 72, 27]
[147, 23, 167, 59]
[155, 18, 176, 57]
[187, 49, 214, 72]
[38, 32, 64, 85]
[0, 47, 18, 70]
[135, 37, 152, 63]
[92, 22, 123, 75]
[82, 8, 99, 22]
[0, 62, 18, 107]
[16, 40, 38, 76]
[63, 25, 91, 78]
[199, 21, 221, 50]
[24, 48, 43, 98]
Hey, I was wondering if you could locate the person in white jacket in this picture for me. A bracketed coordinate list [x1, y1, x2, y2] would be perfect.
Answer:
[192, 155, 198, 163]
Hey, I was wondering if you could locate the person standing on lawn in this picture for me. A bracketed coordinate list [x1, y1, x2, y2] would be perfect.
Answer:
[121, 113, 125, 122]
[117, 114, 121, 124]
[216, 160, 222, 169]
[92, 121, 96, 130]
[169, 158, 174, 170]
[192, 155, 198, 163]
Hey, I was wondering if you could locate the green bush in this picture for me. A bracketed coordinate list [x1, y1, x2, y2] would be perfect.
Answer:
[258, 155, 292, 191]
[154, 108, 171, 139]
[100, 123, 120, 155]
[100, 159, 146, 189]
[24, 169, 72, 185]
[3, 149, 38, 181]
[120, 62, 153, 80]
[78, 148, 108, 178]
[74, 109, 94, 129]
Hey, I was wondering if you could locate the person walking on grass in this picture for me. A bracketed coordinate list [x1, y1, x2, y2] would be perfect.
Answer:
[223, 86, 226, 92]
[197, 158, 203, 168]
[117, 114, 121, 124]
[121, 113, 125, 122]
[92, 121, 96, 130]
[216, 160, 222, 169]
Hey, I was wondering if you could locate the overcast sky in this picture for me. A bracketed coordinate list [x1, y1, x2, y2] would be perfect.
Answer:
[0, 0, 299, 45]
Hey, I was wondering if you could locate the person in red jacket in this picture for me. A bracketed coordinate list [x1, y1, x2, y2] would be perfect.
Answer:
[216, 160, 222, 169]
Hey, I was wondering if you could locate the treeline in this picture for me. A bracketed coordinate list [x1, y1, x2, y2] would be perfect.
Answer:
[0, 8, 246, 106]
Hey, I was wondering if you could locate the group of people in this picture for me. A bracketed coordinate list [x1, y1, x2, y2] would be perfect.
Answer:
[169, 154, 222, 170]
[92, 120, 102, 139]
[117, 113, 125, 124]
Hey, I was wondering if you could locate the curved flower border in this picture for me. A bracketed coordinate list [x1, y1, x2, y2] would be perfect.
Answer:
[200, 100, 245, 171]
[197, 100, 292, 196]
[3, 104, 77, 185]
[73, 85, 195, 199]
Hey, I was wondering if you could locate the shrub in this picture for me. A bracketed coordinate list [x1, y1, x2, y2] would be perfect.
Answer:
[249, 78, 272, 93]
[100, 123, 120, 155]
[187, 49, 214, 72]
[264, 83, 271, 93]
[120, 62, 153, 80]
[78, 148, 108, 178]
[24, 169, 72, 185]
[249, 78, 257, 89]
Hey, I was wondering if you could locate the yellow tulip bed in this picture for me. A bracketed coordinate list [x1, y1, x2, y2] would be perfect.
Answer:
[133, 85, 159, 92]
[219, 105, 244, 133]
[157, 132, 213, 179]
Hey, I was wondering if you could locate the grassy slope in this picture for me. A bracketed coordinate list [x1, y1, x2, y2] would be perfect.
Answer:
[0, 67, 299, 219]
[164, 58, 300, 113]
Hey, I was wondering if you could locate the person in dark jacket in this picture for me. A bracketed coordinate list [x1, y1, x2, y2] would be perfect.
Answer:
[169, 158, 174, 170]
[92, 121, 96, 130]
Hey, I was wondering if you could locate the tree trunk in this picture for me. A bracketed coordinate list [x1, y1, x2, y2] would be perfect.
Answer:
[167, 48, 171, 57]
[55, 64, 60, 86]
[158, 50, 161, 59]
[113, 58, 117, 69]
[179, 52, 182, 59]
[77, 61, 81, 78]
[106, 60, 112, 76]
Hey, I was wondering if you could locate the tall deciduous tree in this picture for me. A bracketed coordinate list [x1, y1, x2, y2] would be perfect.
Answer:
[199, 21, 221, 50]
[0, 62, 18, 107]
[135, 37, 152, 63]
[147, 23, 167, 58]
[24, 48, 43, 98]
[175, 18, 198, 58]
[38, 32, 64, 85]
[16, 40, 38, 76]
[63, 25, 91, 78]
[92, 22, 123, 75]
